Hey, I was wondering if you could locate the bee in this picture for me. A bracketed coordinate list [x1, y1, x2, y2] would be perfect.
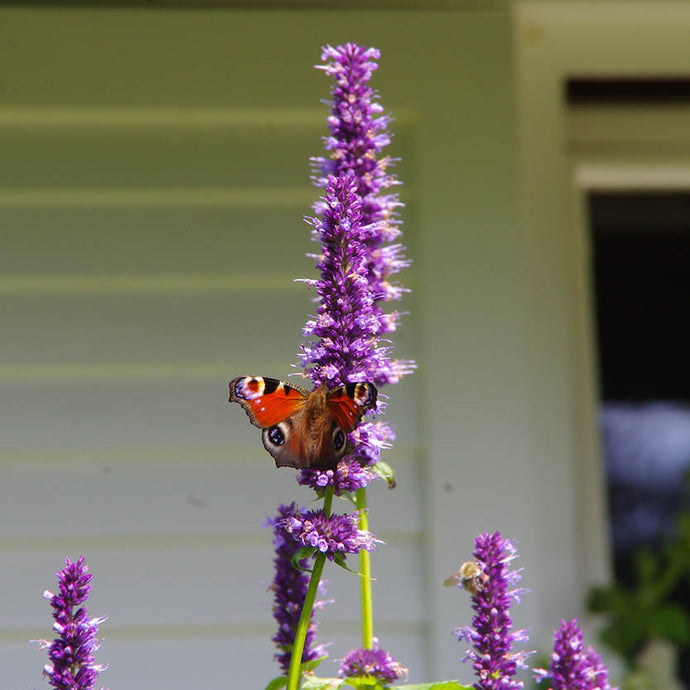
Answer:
[444, 561, 486, 595]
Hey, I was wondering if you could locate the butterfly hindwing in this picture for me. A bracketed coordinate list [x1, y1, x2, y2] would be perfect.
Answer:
[228, 376, 308, 429]
[326, 382, 378, 432]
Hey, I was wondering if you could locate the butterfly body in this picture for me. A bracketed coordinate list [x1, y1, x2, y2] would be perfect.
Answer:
[228, 376, 377, 470]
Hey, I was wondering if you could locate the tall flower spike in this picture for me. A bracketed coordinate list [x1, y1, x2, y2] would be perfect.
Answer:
[267, 504, 329, 674]
[535, 619, 616, 690]
[300, 171, 383, 389]
[300, 42, 414, 493]
[298, 171, 390, 493]
[454, 532, 531, 690]
[38, 557, 107, 690]
[311, 42, 413, 378]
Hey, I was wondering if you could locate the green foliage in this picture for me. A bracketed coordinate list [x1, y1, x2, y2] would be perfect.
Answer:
[264, 676, 288, 690]
[370, 461, 397, 489]
[588, 489, 690, 664]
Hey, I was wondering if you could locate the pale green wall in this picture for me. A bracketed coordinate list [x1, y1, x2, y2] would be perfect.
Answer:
[0, 6, 557, 687]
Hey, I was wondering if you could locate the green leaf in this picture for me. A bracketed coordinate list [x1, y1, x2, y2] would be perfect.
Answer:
[263, 676, 288, 690]
[301, 676, 345, 689]
[371, 461, 396, 489]
[302, 655, 329, 673]
[332, 552, 363, 576]
[339, 678, 385, 690]
[391, 682, 470, 690]
[291, 546, 317, 572]
[634, 548, 658, 585]
[587, 583, 630, 614]
[649, 603, 690, 646]
[342, 491, 359, 507]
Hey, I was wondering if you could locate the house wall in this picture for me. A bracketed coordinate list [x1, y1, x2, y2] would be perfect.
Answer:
[0, 4, 588, 687]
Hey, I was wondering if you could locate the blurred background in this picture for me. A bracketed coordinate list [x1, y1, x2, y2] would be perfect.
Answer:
[1, 2, 689, 688]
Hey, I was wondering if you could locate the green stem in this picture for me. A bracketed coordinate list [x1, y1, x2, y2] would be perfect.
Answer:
[356, 487, 374, 649]
[285, 488, 334, 690]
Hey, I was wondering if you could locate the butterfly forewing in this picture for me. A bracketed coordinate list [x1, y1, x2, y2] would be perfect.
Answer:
[326, 382, 378, 432]
[228, 376, 308, 429]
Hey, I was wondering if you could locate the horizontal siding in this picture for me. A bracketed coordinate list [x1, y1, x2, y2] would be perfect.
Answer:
[0, 58, 421, 690]
[1, 541, 425, 630]
[0, 204, 314, 275]
[0, 118, 319, 189]
[0, 377, 419, 449]
[0, 451, 423, 540]
[1, 630, 428, 690]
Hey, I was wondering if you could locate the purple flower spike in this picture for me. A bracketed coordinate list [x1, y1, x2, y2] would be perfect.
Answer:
[339, 638, 408, 684]
[297, 44, 415, 492]
[311, 42, 414, 372]
[312, 43, 409, 322]
[282, 507, 380, 562]
[584, 646, 615, 690]
[535, 619, 616, 690]
[266, 504, 329, 674]
[299, 171, 384, 389]
[39, 557, 107, 690]
[454, 532, 531, 690]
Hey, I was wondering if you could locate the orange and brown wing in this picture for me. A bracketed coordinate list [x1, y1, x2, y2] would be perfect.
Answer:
[228, 376, 308, 429]
[326, 382, 378, 432]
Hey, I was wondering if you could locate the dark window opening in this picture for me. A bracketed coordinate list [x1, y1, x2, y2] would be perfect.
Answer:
[569, 78, 690, 104]
[590, 191, 690, 679]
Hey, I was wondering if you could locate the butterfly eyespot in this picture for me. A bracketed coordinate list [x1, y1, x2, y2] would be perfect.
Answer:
[267, 425, 286, 447]
[332, 427, 346, 454]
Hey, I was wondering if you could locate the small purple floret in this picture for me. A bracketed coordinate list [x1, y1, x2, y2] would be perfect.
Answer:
[339, 638, 408, 684]
[39, 557, 106, 690]
[298, 456, 375, 495]
[454, 532, 531, 690]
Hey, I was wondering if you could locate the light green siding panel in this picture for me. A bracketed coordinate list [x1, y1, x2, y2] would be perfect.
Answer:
[0, 6, 522, 687]
[0, 452, 422, 540]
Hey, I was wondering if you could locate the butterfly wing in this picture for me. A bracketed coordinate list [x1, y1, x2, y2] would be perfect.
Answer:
[229, 376, 312, 470]
[229, 377, 378, 471]
[326, 382, 378, 432]
[228, 376, 308, 428]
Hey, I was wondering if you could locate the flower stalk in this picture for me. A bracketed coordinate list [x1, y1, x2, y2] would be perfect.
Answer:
[356, 487, 374, 649]
[285, 489, 334, 690]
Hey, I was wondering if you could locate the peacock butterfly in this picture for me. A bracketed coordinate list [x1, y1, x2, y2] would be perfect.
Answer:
[228, 376, 377, 470]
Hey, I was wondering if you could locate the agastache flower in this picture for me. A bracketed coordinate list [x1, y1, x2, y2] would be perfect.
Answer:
[584, 647, 615, 690]
[339, 638, 408, 684]
[299, 43, 414, 494]
[37, 557, 107, 690]
[454, 532, 531, 690]
[299, 171, 386, 389]
[282, 507, 380, 562]
[535, 619, 616, 690]
[298, 172, 392, 492]
[312, 42, 410, 323]
[310, 42, 414, 378]
[266, 504, 329, 674]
